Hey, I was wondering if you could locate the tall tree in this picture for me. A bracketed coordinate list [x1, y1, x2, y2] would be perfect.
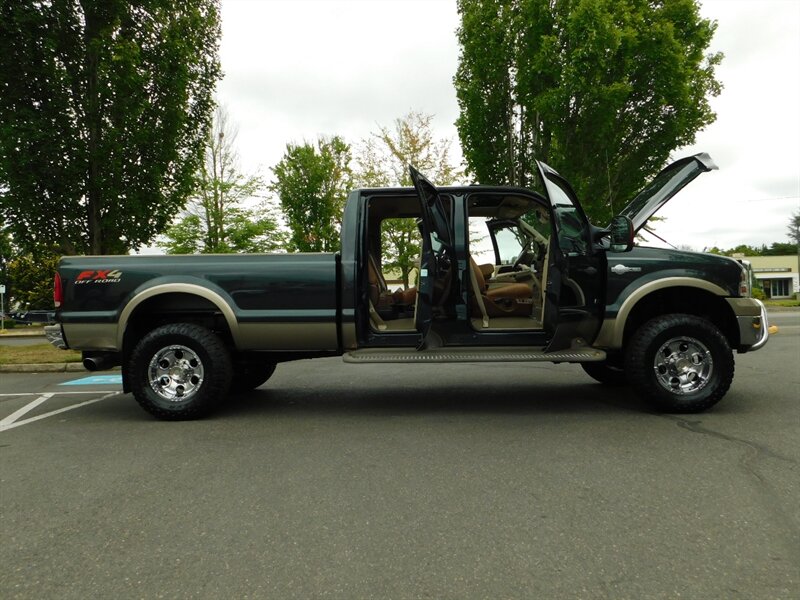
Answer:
[788, 210, 800, 246]
[271, 137, 353, 253]
[161, 106, 284, 254]
[455, 0, 722, 223]
[0, 0, 221, 256]
[355, 111, 461, 289]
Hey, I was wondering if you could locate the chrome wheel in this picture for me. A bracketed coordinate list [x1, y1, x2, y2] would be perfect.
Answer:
[148, 345, 205, 402]
[652, 336, 712, 395]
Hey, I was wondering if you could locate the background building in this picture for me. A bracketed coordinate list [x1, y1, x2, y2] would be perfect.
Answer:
[740, 255, 799, 299]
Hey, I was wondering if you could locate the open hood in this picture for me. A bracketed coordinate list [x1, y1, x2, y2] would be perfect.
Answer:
[618, 153, 717, 233]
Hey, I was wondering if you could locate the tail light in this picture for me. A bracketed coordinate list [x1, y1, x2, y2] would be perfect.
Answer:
[54, 272, 63, 308]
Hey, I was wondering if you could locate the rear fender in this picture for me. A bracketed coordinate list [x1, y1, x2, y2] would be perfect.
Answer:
[118, 283, 239, 349]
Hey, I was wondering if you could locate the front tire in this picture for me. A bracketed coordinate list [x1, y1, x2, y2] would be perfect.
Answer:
[625, 314, 734, 413]
[128, 323, 232, 420]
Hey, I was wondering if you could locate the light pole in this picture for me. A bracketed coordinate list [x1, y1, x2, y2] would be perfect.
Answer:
[1, 283, 5, 332]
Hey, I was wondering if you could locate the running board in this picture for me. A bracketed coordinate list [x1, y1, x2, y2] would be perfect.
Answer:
[343, 346, 606, 364]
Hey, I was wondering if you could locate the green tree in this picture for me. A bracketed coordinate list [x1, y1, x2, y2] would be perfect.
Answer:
[0, 0, 221, 256]
[355, 111, 462, 289]
[728, 244, 762, 256]
[161, 107, 284, 254]
[763, 242, 797, 257]
[707, 242, 797, 258]
[6, 254, 59, 310]
[789, 211, 800, 241]
[0, 222, 12, 286]
[271, 137, 353, 252]
[788, 210, 800, 247]
[454, 0, 722, 223]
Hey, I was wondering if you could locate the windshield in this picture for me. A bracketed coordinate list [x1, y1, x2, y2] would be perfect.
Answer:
[494, 227, 525, 265]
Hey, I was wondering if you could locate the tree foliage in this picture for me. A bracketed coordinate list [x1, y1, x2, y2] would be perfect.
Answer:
[0, 0, 221, 256]
[355, 111, 462, 289]
[706, 242, 797, 257]
[454, 0, 723, 223]
[271, 137, 353, 253]
[357, 111, 460, 188]
[788, 210, 800, 246]
[0, 222, 12, 283]
[6, 254, 59, 310]
[161, 107, 283, 254]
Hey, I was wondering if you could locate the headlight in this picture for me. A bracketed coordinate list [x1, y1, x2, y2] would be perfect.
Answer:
[738, 260, 752, 297]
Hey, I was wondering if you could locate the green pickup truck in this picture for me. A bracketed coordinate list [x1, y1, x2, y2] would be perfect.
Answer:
[46, 153, 771, 419]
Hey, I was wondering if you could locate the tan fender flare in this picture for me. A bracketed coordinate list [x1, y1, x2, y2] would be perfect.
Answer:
[594, 277, 729, 349]
[117, 283, 239, 349]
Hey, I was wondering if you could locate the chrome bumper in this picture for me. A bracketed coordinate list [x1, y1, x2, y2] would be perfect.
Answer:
[735, 299, 770, 351]
[44, 324, 67, 350]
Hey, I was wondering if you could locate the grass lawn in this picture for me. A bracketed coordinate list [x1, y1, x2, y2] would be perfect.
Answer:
[764, 299, 800, 308]
[0, 343, 81, 365]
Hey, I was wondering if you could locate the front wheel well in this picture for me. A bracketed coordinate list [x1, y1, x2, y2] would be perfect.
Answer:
[622, 287, 739, 349]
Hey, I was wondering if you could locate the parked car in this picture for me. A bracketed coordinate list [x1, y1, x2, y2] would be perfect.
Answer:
[15, 310, 56, 325]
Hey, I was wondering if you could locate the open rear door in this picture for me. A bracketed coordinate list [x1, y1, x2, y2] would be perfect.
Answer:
[409, 166, 455, 348]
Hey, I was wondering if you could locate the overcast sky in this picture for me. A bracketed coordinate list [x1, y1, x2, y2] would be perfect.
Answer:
[217, 0, 800, 251]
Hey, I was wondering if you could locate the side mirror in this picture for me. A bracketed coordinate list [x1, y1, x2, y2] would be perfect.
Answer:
[609, 215, 634, 252]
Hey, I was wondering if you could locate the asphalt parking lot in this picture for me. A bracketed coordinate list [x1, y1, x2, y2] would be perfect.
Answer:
[1, 314, 798, 599]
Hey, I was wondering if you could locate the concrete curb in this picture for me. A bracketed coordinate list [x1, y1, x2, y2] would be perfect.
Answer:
[0, 330, 49, 338]
[0, 363, 87, 373]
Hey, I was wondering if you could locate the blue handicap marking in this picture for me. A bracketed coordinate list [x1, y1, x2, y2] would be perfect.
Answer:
[61, 374, 123, 386]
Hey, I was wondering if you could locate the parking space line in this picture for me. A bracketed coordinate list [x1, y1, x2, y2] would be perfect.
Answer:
[0, 391, 121, 433]
[0, 393, 53, 427]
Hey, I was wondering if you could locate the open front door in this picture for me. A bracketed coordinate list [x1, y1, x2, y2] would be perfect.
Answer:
[409, 166, 455, 348]
[535, 162, 604, 352]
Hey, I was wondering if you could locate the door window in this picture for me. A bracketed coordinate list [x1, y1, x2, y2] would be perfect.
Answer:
[545, 176, 589, 255]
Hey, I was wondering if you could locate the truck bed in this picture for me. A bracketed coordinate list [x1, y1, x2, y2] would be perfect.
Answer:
[57, 252, 341, 352]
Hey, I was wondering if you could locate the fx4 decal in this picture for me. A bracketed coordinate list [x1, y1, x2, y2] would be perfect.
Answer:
[75, 270, 123, 285]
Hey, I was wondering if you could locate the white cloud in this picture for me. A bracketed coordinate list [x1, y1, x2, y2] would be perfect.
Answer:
[657, 0, 800, 249]
[218, 0, 800, 249]
[218, 0, 461, 175]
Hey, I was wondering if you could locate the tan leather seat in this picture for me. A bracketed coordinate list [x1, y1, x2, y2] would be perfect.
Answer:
[368, 253, 416, 308]
[470, 256, 532, 318]
[477, 262, 494, 281]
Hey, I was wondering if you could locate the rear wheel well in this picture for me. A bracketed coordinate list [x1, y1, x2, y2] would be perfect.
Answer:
[622, 287, 738, 349]
[122, 293, 235, 364]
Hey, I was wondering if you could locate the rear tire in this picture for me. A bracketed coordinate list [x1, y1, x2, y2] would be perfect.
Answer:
[128, 323, 232, 420]
[625, 314, 733, 413]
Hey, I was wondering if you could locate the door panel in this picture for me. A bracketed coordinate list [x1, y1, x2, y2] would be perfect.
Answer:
[535, 162, 604, 351]
[409, 166, 456, 346]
